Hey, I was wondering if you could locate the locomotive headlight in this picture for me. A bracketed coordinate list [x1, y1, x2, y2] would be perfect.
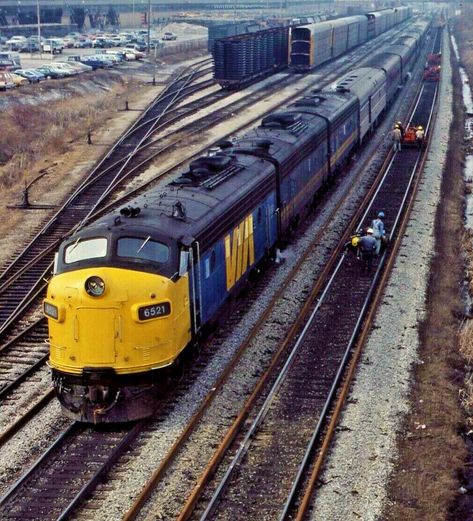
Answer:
[85, 276, 105, 297]
[43, 299, 65, 322]
[44, 301, 59, 319]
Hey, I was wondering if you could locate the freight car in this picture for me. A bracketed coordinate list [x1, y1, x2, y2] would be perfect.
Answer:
[214, 26, 290, 88]
[214, 7, 412, 87]
[290, 6, 412, 73]
[44, 20, 429, 423]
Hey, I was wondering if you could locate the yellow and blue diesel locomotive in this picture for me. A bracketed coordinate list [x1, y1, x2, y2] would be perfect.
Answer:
[44, 22, 429, 422]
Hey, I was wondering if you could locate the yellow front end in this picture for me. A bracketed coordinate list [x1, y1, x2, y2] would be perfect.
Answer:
[45, 267, 192, 376]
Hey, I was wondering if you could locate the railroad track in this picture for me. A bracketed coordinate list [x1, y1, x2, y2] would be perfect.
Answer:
[0, 421, 145, 520]
[0, 20, 417, 342]
[0, 19, 432, 512]
[114, 27, 442, 521]
[0, 58, 215, 334]
[0, 21, 420, 408]
[170, 30, 442, 521]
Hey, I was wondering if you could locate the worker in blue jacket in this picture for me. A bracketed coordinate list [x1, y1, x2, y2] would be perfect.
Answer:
[371, 211, 386, 255]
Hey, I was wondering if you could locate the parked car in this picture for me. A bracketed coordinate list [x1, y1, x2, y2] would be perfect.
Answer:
[0, 51, 21, 69]
[0, 71, 16, 90]
[133, 40, 148, 52]
[0, 59, 16, 71]
[90, 54, 115, 67]
[64, 61, 92, 73]
[6, 36, 27, 50]
[53, 62, 80, 76]
[96, 50, 125, 63]
[10, 72, 28, 86]
[13, 68, 45, 83]
[79, 55, 111, 69]
[74, 38, 93, 48]
[36, 65, 66, 79]
[41, 39, 63, 54]
[162, 32, 177, 41]
[62, 36, 76, 48]
[92, 37, 114, 48]
[123, 47, 144, 60]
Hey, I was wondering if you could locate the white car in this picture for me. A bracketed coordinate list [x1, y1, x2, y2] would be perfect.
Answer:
[53, 62, 81, 75]
[6, 35, 27, 46]
[162, 32, 177, 41]
[123, 47, 144, 59]
[42, 39, 64, 54]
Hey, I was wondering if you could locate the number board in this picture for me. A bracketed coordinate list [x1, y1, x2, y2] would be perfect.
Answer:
[138, 302, 171, 321]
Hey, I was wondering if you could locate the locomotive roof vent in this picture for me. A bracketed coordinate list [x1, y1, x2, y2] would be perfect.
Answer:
[254, 139, 272, 151]
[190, 154, 232, 173]
[261, 112, 301, 129]
[294, 96, 326, 107]
[120, 206, 141, 218]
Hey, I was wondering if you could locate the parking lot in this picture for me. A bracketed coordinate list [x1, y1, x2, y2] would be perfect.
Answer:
[0, 24, 208, 88]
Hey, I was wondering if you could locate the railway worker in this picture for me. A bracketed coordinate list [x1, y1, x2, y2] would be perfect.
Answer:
[358, 228, 377, 273]
[344, 232, 361, 256]
[371, 211, 386, 255]
[396, 121, 405, 138]
[415, 126, 425, 148]
[391, 125, 402, 152]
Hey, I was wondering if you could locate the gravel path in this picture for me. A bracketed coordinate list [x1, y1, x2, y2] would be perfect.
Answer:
[309, 28, 453, 521]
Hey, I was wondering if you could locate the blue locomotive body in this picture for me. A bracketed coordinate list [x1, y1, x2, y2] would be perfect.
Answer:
[45, 18, 430, 422]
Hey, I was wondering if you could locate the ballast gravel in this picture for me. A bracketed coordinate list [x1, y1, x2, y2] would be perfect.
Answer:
[310, 30, 453, 521]
[70, 41, 425, 521]
[0, 25, 435, 519]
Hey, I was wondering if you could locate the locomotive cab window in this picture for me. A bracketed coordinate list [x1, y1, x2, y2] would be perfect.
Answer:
[117, 237, 169, 264]
[64, 237, 108, 264]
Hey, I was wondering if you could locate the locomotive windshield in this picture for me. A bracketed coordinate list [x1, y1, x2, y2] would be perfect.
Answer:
[64, 237, 108, 264]
[117, 237, 169, 264]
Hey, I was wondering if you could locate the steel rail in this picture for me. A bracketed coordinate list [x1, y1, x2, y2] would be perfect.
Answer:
[174, 55, 435, 521]
[120, 33, 426, 520]
[293, 76, 441, 521]
[199, 117, 426, 521]
[0, 389, 55, 448]
[0, 60, 213, 288]
[0, 28, 415, 341]
[290, 28, 443, 519]
[0, 420, 146, 519]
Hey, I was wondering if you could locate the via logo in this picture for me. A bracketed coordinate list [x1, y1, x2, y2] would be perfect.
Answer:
[224, 213, 255, 290]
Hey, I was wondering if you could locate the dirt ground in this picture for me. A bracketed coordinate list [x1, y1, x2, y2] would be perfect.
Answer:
[0, 50, 206, 267]
[384, 20, 469, 521]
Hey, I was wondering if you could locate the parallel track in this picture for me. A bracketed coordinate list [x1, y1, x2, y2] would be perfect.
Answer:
[0, 20, 416, 341]
[0, 421, 145, 520]
[0, 59, 214, 335]
[175, 29, 442, 521]
[0, 23, 419, 411]
[0, 20, 432, 518]
[120, 29, 441, 521]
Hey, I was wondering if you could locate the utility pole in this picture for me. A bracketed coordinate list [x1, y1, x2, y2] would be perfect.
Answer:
[147, 0, 151, 55]
[36, 0, 42, 57]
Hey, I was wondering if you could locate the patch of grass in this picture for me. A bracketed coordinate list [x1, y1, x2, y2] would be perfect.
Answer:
[0, 76, 127, 192]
